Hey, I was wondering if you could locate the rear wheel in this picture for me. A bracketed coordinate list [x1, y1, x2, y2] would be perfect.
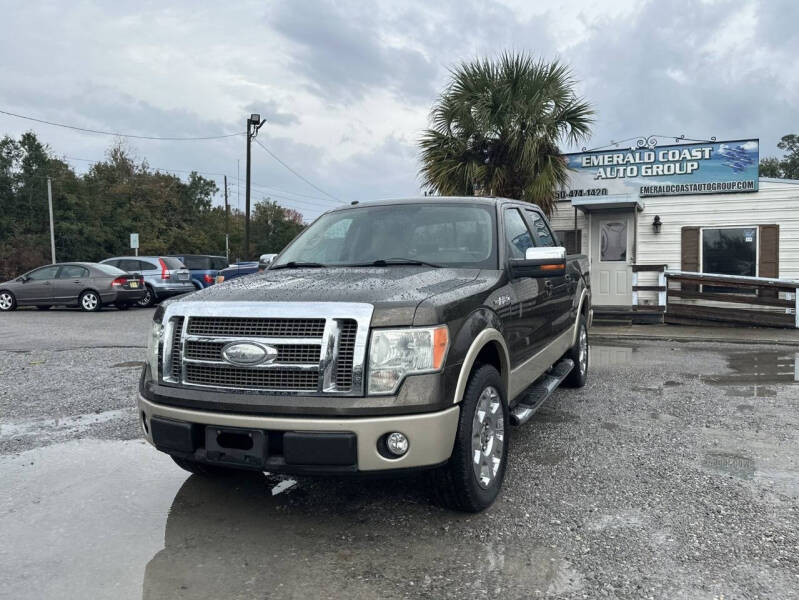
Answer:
[137, 286, 155, 308]
[0, 291, 16, 311]
[172, 456, 233, 477]
[562, 315, 588, 388]
[429, 364, 509, 512]
[79, 290, 102, 312]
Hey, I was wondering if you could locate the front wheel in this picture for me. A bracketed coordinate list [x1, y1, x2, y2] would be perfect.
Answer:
[0, 291, 16, 311]
[79, 290, 102, 312]
[562, 315, 588, 388]
[429, 364, 509, 512]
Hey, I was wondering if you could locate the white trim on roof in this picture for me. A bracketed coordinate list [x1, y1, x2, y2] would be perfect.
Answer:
[759, 177, 799, 185]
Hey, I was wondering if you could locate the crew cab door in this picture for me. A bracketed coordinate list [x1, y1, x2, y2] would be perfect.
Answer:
[523, 209, 573, 339]
[501, 207, 551, 367]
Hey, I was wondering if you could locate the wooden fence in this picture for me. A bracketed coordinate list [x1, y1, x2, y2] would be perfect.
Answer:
[664, 270, 799, 328]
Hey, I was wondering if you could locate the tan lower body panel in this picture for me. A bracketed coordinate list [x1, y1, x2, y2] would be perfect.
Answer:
[508, 324, 576, 400]
[138, 395, 460, 471]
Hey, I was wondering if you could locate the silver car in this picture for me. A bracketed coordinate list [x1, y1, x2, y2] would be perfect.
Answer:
[0, 262, 146, 312]
[100, 256, 195, 307]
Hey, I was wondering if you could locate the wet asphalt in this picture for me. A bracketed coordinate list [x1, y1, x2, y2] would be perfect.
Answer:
[1, 309, 798, 599]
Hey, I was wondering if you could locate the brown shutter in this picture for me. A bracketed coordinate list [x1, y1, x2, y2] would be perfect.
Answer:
[681, 226, 700, 292]
[759, 225, 779, 298]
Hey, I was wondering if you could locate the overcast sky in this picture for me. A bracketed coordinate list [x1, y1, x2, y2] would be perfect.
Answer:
[1, 0, 797, 220]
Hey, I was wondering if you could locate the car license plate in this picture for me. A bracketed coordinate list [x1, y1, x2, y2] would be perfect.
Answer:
[178, 272, 189, 280]
[129, 281, 139, 288]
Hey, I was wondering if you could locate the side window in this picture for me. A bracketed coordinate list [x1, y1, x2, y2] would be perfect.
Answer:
[212, 257, 229, 270]
[119, 259, 140, 272]
[503, 209, 534, 259]
[104, 259, 120, 268]
[138, 260, 158, 271]
[525, 210, 556, 247]
[57, 266, 89, 279]
[28, 266, 60, 280]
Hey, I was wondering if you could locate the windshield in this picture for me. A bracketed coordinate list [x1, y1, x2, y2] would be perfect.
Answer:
[273, 203, 497, 269]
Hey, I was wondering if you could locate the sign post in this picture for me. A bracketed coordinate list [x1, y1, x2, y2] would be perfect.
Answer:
[130, 233, 139, 257]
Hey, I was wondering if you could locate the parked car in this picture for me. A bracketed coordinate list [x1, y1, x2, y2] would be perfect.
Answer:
[0, 262, 145, 312]
[214, 261, 259, 283]
[138, 197, 591, 512]
[167, 255, 228, 289]
[100, 256, 194, 307]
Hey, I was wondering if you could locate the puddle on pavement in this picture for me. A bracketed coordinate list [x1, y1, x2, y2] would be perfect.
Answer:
[1, 439, 581, 600]
[592, 343, 799, 396]
[0, 408, 134, 441]
[702, 452, 756, 479]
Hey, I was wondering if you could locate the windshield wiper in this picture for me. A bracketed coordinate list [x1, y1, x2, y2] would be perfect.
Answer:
[270, 261, 328, 270]
[347, 258, 442, 268]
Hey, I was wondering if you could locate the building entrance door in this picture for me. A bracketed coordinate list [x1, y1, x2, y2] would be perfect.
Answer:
[591, 212, 633, 306]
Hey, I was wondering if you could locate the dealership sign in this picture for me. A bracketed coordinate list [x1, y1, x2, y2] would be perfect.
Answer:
[558, 138, 759, 199]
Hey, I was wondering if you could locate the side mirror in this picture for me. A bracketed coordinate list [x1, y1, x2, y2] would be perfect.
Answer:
[509, 247, 567, 278]
[259, 253, 276, 266]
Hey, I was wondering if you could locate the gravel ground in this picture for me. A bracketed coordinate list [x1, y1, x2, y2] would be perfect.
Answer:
[1, 310, 798, 599]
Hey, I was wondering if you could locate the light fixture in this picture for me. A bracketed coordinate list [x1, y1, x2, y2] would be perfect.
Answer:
[652, 215, 662, 233]
[385, 432, 409, 457]
[249, 113, 261, 125]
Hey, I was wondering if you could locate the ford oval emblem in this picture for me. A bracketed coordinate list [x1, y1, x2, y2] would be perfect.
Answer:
[221, 342, 277, 366]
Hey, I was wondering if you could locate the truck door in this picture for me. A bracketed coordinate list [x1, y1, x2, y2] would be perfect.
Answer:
[524, 209, 573, 339]
[502, 208, 551, 367]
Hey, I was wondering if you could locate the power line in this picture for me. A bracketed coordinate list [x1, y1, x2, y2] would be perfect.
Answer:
[253, 138, 342, 203]
[0, 108, 245, 141]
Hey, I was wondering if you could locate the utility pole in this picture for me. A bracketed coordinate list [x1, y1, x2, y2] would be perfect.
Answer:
[46, 176, 56, 264]
[244, 113, 264, 260]
[224, 175, 230, 262]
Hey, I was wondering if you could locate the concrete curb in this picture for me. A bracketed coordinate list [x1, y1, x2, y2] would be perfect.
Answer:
[589, 332, 799, 347]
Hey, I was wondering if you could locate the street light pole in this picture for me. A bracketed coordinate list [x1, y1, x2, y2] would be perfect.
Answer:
[244, 113, 264, 260]
[46, 176, 56, 264]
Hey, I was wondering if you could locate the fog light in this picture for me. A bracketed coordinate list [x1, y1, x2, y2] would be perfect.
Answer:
[386, 432, 409, 456]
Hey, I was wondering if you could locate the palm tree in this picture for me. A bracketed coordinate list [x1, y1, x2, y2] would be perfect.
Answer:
[419, 53, 594, 216]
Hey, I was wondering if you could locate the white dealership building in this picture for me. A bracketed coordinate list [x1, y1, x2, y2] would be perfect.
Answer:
[547, 136, 799, 311]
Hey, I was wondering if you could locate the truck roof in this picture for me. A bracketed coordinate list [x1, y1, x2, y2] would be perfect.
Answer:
[330, 196, 536, 212]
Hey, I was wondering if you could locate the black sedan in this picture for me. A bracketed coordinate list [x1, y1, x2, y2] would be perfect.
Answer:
[0, 263, 146, 312]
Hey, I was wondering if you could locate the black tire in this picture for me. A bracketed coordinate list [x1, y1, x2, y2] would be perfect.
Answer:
[115, 302, 130, 311]
[79, 290, 102, 312]
[562, 315, 588, 388]
[0, 290, 16, 311]
[429, 364, 509, 512]
[171, 456, 233, 477]
[36, 305, 52, 311]
[137, 285, 155, 308]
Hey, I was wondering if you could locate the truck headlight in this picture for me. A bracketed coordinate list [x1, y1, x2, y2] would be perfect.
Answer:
[368, 326, 449, 395]
[147, 321, 163, 380]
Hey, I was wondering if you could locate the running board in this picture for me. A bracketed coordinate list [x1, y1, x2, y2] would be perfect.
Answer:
[509, 358, 574, 426]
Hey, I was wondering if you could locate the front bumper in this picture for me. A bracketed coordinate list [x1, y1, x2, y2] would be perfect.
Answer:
[138, 394, 459, 472]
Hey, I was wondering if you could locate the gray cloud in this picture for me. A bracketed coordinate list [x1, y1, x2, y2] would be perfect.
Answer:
[0, 0, 797, 222]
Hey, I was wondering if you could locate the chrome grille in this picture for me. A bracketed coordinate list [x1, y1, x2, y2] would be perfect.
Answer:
[335, 320, 357, 390]
[185, 364, 319, 391]
[169, 317, 184, 380]
[184, 340, 321, 364]
[187, 317, 325, 338]
[159, 302, 372, 396]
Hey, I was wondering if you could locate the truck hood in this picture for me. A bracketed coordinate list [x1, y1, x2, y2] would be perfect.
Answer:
[185, 267, 482, 326]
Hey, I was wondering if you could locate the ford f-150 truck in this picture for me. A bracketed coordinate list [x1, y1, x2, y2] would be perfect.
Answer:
[139, 197, 591, 512]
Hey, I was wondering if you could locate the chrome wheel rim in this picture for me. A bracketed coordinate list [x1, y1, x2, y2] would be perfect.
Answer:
[82, 293, 98, 311]
[0, 293, 12, 310]
[471, 385, 504, 489]
[578, 325, 588, 374]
